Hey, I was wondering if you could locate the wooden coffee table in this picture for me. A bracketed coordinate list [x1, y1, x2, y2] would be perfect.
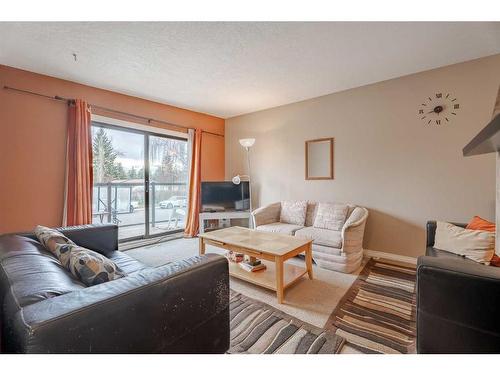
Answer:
[199, 226, 313, 303]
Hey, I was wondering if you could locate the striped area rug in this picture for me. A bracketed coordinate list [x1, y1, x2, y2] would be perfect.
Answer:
[324, 258, 417, 354]
[229, 291, 345, 354]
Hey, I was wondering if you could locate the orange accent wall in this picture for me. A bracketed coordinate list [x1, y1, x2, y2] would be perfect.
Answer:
[0, 64, 225, 234]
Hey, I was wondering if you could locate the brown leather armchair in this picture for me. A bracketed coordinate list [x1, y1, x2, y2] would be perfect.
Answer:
[417, 221, 500, 353]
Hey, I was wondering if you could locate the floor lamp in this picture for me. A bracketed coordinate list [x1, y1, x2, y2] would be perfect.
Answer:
[232, 138, 255, 224]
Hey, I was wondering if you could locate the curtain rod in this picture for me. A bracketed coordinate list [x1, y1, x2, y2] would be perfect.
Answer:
[3, 85, 224, 138]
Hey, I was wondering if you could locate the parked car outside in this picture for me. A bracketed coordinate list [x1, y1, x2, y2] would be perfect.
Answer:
[159, 196, 187, 209]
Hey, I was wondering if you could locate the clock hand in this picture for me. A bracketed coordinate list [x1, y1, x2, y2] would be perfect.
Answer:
[428, 105, 444, 114]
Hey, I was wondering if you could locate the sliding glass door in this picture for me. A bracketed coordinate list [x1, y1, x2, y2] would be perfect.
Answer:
[148, 135, 189, 235]
[91, 121, 188, 241]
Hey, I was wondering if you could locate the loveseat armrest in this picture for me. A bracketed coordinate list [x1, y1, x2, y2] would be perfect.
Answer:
[5, 254, 229, 353]
[252, 202, 281, 227]
[341, 207, 368, 254]
[417, 255, 500, 353]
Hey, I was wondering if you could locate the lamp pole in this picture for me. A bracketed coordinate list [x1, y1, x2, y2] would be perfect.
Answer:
[245, 146, 252, 214]
[237, 139, 255, 227]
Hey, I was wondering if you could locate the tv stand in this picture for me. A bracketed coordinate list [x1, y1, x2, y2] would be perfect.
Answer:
[199, 211, 252, 234]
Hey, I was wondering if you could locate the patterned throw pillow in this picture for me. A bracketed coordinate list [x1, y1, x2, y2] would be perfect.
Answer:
[34, 225, 75, 255]
[313, 202, 349, 231]
[34, 225, 124, 286]
[279, 200, 308, 226]
[55, 243, 125, 286]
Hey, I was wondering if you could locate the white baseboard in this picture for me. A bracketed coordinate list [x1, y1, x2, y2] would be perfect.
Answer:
[364, 249, 417, 265]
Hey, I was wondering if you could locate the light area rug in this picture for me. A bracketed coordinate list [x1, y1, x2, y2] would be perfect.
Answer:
[229, 258, 417, 355]
[325, 258, 417, 354]
[229, 291, 344, 354]
[126, 237, 361, 328]
[126, 238, 417, 354]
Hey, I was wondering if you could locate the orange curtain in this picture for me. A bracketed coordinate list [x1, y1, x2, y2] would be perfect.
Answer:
[184, 129, 202, 237]
[63, 99, 93, 226]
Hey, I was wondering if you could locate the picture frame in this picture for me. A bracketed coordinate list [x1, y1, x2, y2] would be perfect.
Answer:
[305, 137, 334, 180]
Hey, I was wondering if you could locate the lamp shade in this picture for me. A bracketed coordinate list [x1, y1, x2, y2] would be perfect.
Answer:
[239, 138, 255, 148]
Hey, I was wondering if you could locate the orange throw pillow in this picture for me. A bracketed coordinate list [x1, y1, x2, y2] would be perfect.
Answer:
[492, 254, 500, 267]
[466, 216, 496, 232]
[466, 216, 499, 266]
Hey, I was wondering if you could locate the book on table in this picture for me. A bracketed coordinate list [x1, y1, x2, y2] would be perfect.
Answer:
[239, 261, 267, 272]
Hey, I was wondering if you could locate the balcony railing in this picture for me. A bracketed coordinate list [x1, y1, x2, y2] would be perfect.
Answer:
[93, 181, 187, 229]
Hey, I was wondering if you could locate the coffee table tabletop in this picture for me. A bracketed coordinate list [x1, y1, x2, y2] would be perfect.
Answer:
[199, 226, 313, 303]
[198, 226, 312, 256]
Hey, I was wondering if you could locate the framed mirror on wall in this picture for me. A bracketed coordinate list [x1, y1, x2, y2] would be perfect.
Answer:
[305, 137, 334, 180]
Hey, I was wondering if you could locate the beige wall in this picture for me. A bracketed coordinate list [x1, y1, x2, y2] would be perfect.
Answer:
[225, 54, 500, 258]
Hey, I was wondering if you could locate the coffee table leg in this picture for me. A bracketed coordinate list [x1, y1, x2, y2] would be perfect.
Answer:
[276, 256, 284, 303]
[199, 237, 206, 256]
[306, 243, 313, 280]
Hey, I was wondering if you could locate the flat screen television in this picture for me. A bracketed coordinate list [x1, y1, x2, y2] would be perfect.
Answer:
[201, 181, 250, 212]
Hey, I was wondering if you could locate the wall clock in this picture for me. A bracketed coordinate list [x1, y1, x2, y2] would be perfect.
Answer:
[418, 92, 460, 125]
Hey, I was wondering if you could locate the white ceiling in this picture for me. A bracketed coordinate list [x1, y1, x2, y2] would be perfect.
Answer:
[0, 22, 499, 118]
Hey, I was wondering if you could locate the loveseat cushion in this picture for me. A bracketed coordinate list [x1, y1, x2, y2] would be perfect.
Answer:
[313, 203, 349, 231]
[305, 202, 319, 227]
[256, 222, 304, 235]
[280, 200, 308, 226]
[294, 226, 342, 248]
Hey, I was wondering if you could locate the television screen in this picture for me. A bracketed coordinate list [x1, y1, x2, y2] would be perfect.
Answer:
[201, 181, 250, 212]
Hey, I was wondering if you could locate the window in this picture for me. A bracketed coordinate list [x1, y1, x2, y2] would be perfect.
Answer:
[91, 119, 189, 241]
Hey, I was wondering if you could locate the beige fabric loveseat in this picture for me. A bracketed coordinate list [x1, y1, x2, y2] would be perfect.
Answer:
[251, 201, 369, 273]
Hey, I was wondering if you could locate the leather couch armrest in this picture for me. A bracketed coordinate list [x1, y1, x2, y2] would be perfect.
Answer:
[417, 255, 500, 353]
[425, 221, 437, 247]
[59, 224, 118, 255]
[17, 224, 118, 256]
[252, 202, 281, 227]
[6, 254, 229, 353]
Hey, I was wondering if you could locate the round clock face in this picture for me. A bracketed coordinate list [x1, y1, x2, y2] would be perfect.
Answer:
[418, 92, 460, 125]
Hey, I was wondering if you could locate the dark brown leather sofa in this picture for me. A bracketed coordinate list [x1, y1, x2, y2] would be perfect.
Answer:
[417, 221, 500, 353]
[0, 224, 230, 353]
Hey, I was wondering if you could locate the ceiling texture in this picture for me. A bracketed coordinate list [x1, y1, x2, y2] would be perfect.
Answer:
[0, 22, 499, 118]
